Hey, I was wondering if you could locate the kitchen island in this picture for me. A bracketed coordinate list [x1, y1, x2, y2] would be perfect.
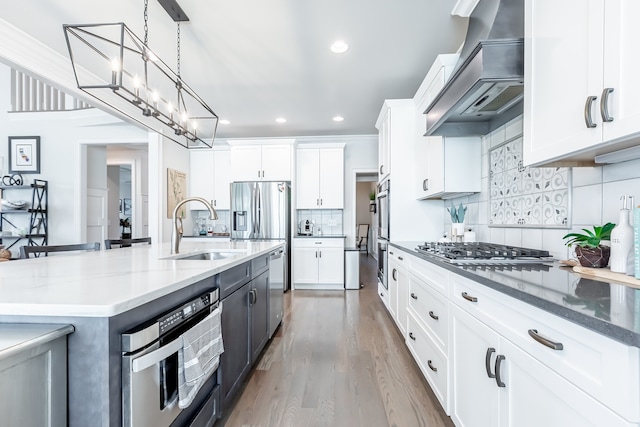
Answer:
[0, 240, 284, 427]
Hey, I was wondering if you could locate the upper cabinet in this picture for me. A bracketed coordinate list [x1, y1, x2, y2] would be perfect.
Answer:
[377, 107, 391, 181]
[296, 145, 345, 209]
[524, 0, 640, 166]
[229, 139, 294, 181]
[414, 54, 481, 199]
[189, 148, 231, 210]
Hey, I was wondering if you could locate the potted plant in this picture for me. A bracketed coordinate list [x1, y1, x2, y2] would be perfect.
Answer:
[562, 222, 615, 268]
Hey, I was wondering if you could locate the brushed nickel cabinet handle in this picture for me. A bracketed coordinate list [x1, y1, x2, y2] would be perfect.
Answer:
[584, 95, 598, 128]
[392, 268, 397, 281]
[461, 292, 478, 302]
[410, 293, 418, 300]
[485, 347, 496, 378]
[528, 329, 564, 350]
[427, 360, 438, 372]
[398, 256, 403, 261]
[409, 332, 416, 341]
[600, 88, 614, 122]
[495, 355, 506, 387]
[423, 178, 428, 191]
[380, 292, 384, 297]
[428, 311, 439, 321]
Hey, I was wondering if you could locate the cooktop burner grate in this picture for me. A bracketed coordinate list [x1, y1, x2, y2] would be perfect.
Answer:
[415, 242, 553, 264]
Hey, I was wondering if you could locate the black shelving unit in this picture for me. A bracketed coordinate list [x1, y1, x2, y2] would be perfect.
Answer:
[0, 179, 48, 257]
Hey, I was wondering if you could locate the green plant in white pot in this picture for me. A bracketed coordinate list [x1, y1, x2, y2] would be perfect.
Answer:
[448, 203, 466, 239]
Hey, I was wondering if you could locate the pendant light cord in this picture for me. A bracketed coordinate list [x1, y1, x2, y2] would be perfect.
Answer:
[177, 22, 181, 79]
[143, 0, 149, 46]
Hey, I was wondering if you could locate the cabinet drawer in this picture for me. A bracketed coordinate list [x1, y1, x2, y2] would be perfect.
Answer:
[292, 238, 344, 249]
[410, 258, 449, 295]
[378, 281, 389, 311]
[251, 254, 269, 278]
[451, 274, 640, 422]
[408, 272, 449, 351]
[407, 312, 449, 413]
[219, 261, 251, 299]
[388, 248, 410, 265]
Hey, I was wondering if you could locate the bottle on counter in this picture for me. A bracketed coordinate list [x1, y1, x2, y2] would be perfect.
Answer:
[611, 195, 634, 273]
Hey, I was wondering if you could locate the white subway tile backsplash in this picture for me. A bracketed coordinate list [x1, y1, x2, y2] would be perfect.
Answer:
[541, 228, 570, 260]
[572, 184, 603, 226]
[490, 227, 506, 244]
[602, 178, 640, 224]
[572, 166, 602, 187]
[504, 228, 523, 246]
[522, 228, 543, 250]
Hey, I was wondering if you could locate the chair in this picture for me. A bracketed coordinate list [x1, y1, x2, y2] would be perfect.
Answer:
[105, 237, 152, 249]
[20, 242, 101, 259]
[357, 224, 369, 254]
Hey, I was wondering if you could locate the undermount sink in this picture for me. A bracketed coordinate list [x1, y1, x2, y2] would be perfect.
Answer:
[163, 249, 246, 261]
[176, 251, 238, 261]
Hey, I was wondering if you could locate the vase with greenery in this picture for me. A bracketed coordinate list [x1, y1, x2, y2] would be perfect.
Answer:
[448, 203, 466, 239]
[562, 222, 615, 268]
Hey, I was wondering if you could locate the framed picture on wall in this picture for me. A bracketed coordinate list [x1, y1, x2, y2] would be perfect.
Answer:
[9, 136, 40, 174]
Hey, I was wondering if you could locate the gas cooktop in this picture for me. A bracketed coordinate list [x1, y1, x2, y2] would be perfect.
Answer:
[415, 242, 555, 265]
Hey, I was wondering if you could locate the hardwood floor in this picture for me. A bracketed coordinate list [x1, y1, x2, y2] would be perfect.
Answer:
[221, 254, 454, 427]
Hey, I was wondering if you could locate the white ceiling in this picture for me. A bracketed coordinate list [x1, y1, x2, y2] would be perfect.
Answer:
[2, 0, 467, 140]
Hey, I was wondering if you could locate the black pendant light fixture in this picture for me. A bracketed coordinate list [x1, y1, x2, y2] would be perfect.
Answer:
[63, 0, 218, 148]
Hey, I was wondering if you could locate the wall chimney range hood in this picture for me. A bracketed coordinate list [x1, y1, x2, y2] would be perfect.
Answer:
[424, 0, 524, 137]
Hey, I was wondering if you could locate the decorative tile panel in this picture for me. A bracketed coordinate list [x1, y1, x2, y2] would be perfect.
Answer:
[489, 136, 571, 228]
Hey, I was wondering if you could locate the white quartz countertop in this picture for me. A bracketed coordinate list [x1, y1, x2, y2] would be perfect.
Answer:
[0, 240, 283, 318]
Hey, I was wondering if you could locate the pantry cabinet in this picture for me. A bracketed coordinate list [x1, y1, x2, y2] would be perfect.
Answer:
[292, 238, 344, 290]
[189, 148, 231, 210]
[296, 145, 344, 209]
[524, 0, 640, 166]
[228, 140, 294, 181]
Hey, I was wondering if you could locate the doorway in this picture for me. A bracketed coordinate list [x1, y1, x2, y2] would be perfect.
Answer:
[355, 172, 378, 257]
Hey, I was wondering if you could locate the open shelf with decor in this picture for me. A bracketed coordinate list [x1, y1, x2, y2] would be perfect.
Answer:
[0, 179, 48, 259]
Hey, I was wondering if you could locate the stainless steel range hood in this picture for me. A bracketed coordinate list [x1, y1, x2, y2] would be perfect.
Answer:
[424, 0, 524, 137]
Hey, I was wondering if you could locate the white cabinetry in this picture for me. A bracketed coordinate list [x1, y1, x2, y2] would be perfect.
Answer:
[292, 238, 344, 290]
[377, 107, 391, 181]
[388, 247, 409, 338]
[524, 0, 640, 166]
[414, 54, 480, 199]
[228, 140, 294, 181]
[296, 145, 344, 209]
[189, 148, 231, 210]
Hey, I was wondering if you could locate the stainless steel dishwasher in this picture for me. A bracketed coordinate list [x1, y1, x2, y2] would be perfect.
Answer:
[268, 247, 284, 338]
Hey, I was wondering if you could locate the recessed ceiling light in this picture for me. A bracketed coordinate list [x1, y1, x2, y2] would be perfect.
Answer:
[275, 117, 287, 123]
[333, 116, 344, 122]
[219, 119, 230, 125]
[330, 40, 349, 54]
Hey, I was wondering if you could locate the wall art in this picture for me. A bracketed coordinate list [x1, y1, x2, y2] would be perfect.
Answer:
[9, 136, 40, 174]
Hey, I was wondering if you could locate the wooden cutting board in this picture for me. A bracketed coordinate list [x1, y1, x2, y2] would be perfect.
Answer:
[571, 265, 640, 289]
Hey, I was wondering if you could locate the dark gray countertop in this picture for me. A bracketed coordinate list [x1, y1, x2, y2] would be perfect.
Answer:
[390, 241, 640, 348]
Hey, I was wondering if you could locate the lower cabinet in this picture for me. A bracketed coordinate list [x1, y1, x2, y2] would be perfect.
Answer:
[220, 281, 251, 411]
[292, 238, 345, 289]
[388, 247, 409, 338]
[451, 304, 634, 427]
[220, 256, 271, 413]
[250, 270, 269, 364]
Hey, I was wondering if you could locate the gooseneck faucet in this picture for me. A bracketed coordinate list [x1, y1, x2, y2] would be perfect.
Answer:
[171, 197, 218, 254]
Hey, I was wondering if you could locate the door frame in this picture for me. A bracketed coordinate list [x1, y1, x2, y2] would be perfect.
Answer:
[350, 168, 378, 252]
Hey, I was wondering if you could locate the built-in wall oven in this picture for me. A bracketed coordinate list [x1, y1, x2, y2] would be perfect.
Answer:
[377, 179, 390, 289]
[122, 289, 221, 427]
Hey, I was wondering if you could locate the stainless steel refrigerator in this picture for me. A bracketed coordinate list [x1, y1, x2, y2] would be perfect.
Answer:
[230, 181, 291, 336]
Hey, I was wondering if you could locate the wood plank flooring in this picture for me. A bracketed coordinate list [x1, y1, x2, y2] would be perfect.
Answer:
[221, 254, 454, 427]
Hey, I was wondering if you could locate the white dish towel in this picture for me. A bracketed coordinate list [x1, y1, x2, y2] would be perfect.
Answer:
[177, 306, 224, 409]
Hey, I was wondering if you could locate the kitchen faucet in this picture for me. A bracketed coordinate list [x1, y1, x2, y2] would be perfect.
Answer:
[171, 197, 218, 254]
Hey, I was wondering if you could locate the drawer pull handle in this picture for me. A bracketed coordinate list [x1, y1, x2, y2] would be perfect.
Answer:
[461, 292, 478, 302]
[427, 360, 437, 372]
[410, 293, 418, 300]
[398, 256, 403, 261]
[528, 329, 564, 351]
[584, 95, 598, 128]
[495, 355, 506, 388]
[428, 311, 439, 321]
[600, 87, 614, 122]
[485, 347, 496, 378]
[409, 332, 416, 341]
